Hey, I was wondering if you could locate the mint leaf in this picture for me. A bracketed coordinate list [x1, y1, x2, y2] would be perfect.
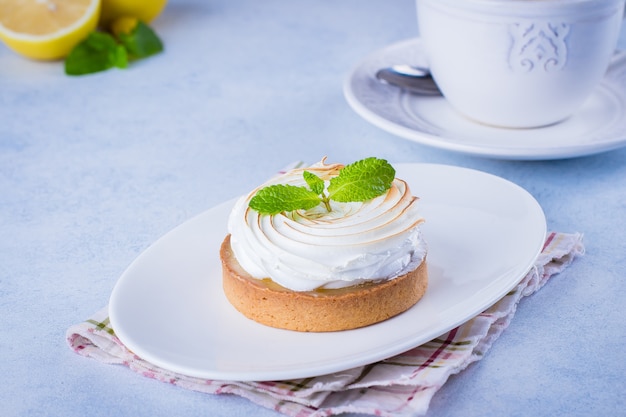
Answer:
[249, 184, 321, 215]
[65, 31, 128, 76]
[248, 158, 397, 215]
[117, 21, 164, 60]
[65, 21, 162, 76]
[327, 157, 395, 202]
[303, 171, 325, 195]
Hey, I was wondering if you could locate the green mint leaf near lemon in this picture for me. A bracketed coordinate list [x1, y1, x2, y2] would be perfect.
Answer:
[249, 184, 322, 215]
[64, 19, 163, 76]
[328, 157, 396, 202]
[116, 21, 164, 59]
[64, 32, 128, 76]
[249, 157, 396, 215]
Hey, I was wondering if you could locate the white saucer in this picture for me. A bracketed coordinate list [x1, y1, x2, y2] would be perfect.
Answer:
[344, 38, 626, 160]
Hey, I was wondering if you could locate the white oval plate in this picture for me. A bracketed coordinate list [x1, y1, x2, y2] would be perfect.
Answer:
[109, 164, 546, 381]
[344, 38, 626, 160]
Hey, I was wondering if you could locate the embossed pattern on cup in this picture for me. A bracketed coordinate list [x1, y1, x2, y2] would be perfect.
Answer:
[509, 21, 570, 73]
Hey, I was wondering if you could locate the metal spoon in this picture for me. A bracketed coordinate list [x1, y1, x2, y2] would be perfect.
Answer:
[375, 65, 441, 96]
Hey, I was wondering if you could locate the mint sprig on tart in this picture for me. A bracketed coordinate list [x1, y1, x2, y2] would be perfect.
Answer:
[249, 157, 396, 215]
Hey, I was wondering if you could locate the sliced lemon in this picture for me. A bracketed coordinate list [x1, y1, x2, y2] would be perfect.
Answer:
[0, 0, 100, 60]
[100, 0, 167, 29]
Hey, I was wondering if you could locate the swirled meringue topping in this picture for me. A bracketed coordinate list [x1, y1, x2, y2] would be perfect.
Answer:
[227, 160, 426, 291]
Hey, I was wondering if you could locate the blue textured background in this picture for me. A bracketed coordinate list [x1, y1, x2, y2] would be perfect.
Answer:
[1, 1, 625, 416]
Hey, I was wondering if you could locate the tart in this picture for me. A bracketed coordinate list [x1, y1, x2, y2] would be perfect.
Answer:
[221, 234, 427, 332]
[220, 158, 428, 332]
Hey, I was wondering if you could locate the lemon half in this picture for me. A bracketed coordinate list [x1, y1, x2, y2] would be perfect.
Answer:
[0, 0, 100, 60]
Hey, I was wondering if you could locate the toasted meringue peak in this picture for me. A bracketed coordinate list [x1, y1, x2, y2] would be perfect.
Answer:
[228, 159, 426, 291]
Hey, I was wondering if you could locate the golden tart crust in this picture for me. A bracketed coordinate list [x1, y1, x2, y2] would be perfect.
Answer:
[220, 234, 428, 332]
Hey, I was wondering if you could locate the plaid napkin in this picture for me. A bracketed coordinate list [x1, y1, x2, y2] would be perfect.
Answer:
[66, 231, 583, 417]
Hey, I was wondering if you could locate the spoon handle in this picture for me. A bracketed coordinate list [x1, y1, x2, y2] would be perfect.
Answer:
[375, 67, 441, 96]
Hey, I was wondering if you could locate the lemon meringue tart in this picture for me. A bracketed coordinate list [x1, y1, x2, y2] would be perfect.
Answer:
[220, 157, 428, 332]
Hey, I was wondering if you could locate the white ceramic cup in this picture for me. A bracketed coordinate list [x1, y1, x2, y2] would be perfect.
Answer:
[416, 0, 625, 128]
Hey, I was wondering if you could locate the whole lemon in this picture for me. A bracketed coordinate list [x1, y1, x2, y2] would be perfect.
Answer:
[100, 0, 167, 29]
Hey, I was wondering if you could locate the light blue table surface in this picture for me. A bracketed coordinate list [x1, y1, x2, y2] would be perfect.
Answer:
[2, 1, 625, 416]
